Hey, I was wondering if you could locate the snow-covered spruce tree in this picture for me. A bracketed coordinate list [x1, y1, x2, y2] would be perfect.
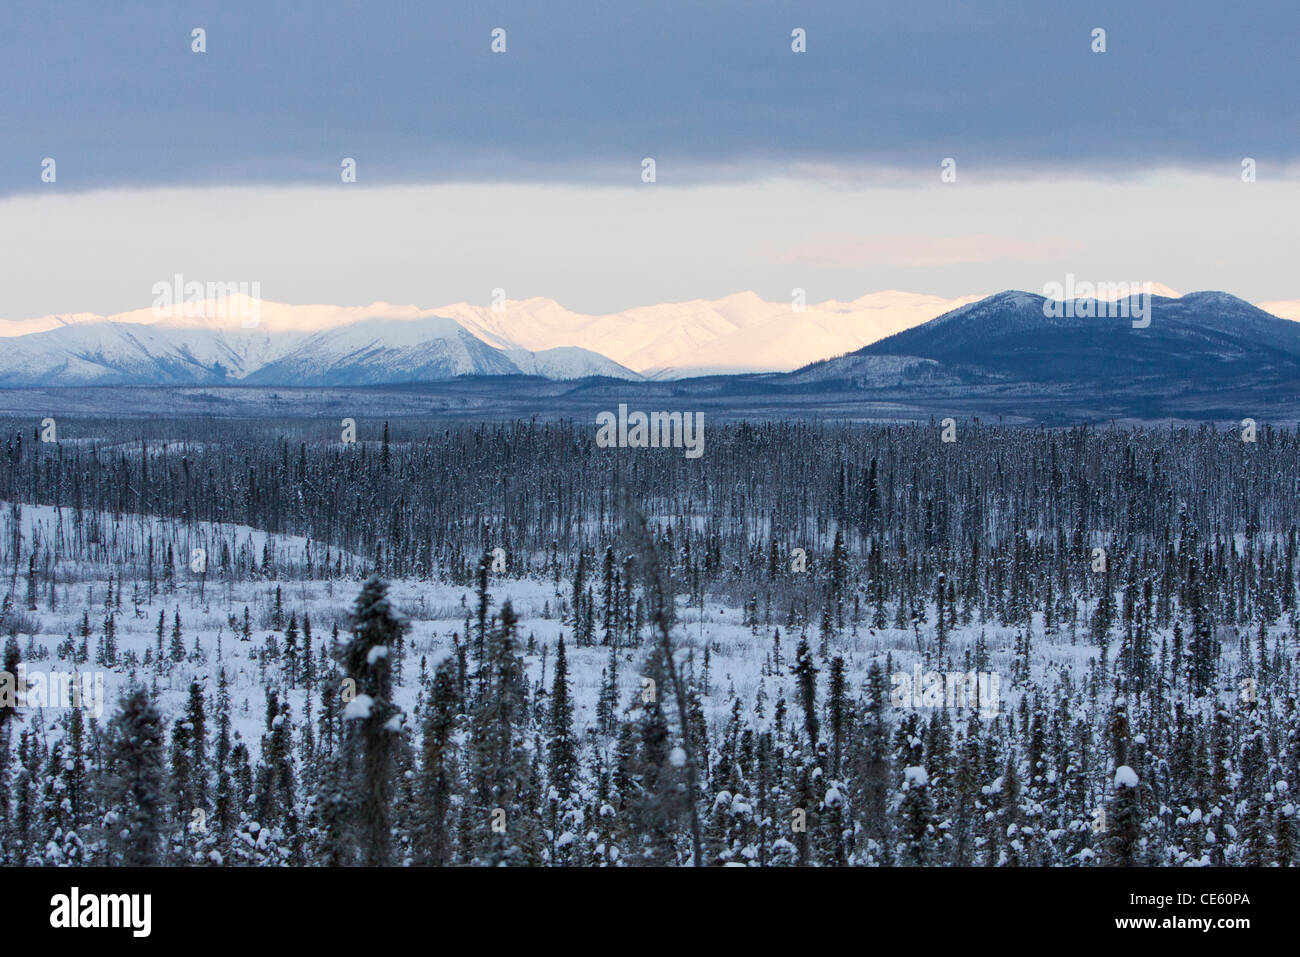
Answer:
[898, 765, 934, 865]
[601, 547, 618, 647]
[42, 737, 83, 865]
[595, 643, 619, 735]
[254, 690, 296, 861]
[341, 575, 406, 866]
[61, 703, 90, 860]
[987, 754, 1022, 867]
[1186, 553, 1217, 697]
[1106, 765, 1143, 866]
[570, 548, 588, 645]
[468, 600, 545, 864]
[213, 669, 234, 839]
[923, 711, 954, 863]
[14, 728, 41, 864]
[851, 660, 893, 864]
[546, 636, 581, 864]
[414, 656, 460, 866]
[313, 745, 353, 867]
[169, 608, 184, 663]
[791, 635, 820, 753]
[473, 554, 491, 699]
[104, 686, 167, 866]
[950, 715, 983, 866]
[168, 694, 193, 860]
[185, 680, 209, 830]
[285, 613, 299, 689]
[595, 721, 639, 866]
[302, 613, 315, 690]
[0, 636, 19, 738]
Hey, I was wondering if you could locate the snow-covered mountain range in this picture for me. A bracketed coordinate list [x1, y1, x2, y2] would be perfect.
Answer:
[436, 290, 987, 376]
[0, 291, 984, 386]
[0, 306, 640, 387]
[0, 287, 1294, 388]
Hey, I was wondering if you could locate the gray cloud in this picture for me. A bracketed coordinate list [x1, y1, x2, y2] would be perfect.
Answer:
[2, 0, 1297, 195]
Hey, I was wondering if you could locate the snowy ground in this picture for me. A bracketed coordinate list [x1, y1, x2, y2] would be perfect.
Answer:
[1, 503, 1118, 761]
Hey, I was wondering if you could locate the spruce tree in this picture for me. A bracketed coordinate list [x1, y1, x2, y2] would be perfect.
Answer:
[415, 659, 460, 866]
[170, 609, 185, 662]
[105, 687, 167, 866]
[341, 576, 406, 866]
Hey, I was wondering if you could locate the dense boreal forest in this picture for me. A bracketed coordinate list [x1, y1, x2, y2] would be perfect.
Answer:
[0, 417, 1297, 866]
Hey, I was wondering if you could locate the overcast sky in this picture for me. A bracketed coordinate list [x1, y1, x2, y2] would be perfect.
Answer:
[2, 0, 1297, 318]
